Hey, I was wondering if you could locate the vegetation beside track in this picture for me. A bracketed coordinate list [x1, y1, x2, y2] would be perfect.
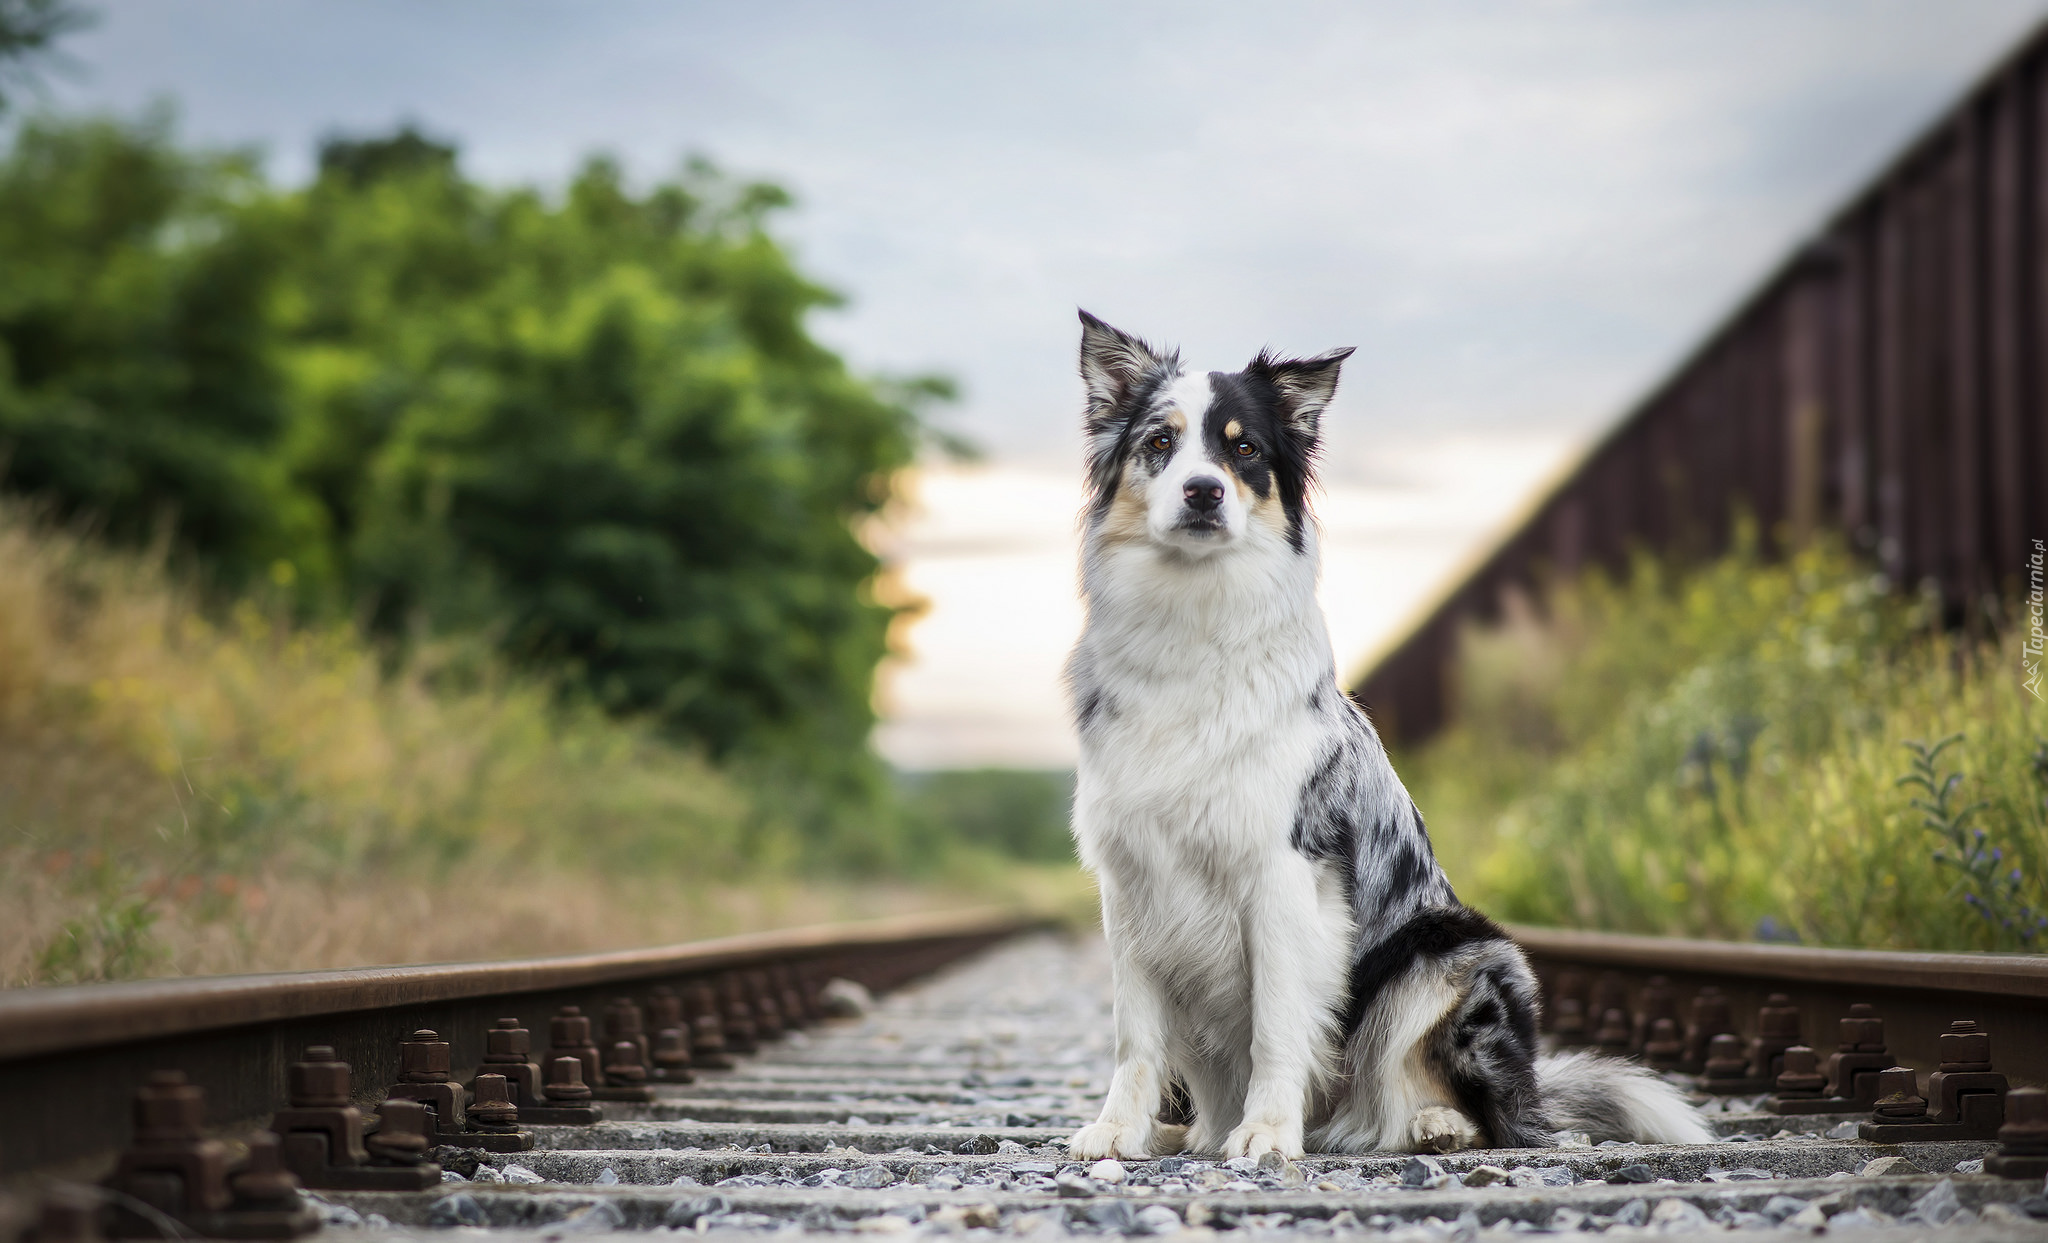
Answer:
[1402, 529, 2048, 953]
[0, 502, 1090, 986]
[0, 109, 968, 873]
[0, 100, 1097, 986]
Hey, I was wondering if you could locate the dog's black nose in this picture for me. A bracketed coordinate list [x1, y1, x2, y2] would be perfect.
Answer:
[1183, 476, 1225, 513]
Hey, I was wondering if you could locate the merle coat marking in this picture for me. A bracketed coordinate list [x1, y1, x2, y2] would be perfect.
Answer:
[1062, 312, 1710, 1159]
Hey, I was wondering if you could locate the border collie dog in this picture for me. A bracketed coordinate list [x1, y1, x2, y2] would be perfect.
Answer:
[1063, 312, 1709, 1160]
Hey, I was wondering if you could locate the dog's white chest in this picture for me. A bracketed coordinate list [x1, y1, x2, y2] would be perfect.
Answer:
[1076, 664, 1323, 878]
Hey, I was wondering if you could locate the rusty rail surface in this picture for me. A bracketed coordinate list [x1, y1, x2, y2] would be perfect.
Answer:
[0, 908, 1046, 1178]
[1511, 923, 2048, 1092]
[1354, 15, 2048, 743]
[6, 916, 2048, 1237]
[16, 928, 2048, 1240]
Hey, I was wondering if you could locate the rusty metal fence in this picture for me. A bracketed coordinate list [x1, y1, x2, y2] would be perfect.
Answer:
[1354, 20, 2048, 744]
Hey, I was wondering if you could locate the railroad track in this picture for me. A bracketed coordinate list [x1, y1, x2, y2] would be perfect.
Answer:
[2, 915, 2046, 1239]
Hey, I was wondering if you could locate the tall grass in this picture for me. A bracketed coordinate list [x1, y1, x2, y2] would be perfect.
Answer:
[1401, 529, 2048, 952]
[0, 503, 1074, 985]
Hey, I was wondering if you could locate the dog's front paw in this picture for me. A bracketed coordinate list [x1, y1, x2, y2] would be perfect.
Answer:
[1221, 1121, 1302, 1162]
[1069, 1120, 1154, 1160]
[1408, 1106, 1480, 1153]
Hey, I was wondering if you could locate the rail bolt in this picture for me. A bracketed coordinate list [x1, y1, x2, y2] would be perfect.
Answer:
[398, 1030, 451, 1083]
[1548, 970, 1588, 1040]
[1643, 1018, 1684, 1069]
[1937, 1019, 1993, 1072]
[1593, 1007, 1630, 1054]
[604, 1040, 649, 1085]
[1987, 1087, 2048, 1179]
[230, 1133, 301, 1206]
[1871, 1067, 1928, 1119]
[1631, 976, 1678, 1054]
[1773, 1046, 1826, 1096]
[1995, 1086, 2048, 1156]
[1702, 1033, 1748, 1081]
[287, 1047, 351, 1108]
[719, 975, 760, 1052]
[485, 1018, 531, 1061]
[773, 965, 809, 1029]
[1840, 1003, 1885, 1052]
[787, 963, 818, 1024]
[549, 1006, 603, 1087]
[1589, 974, 1628, 1030]
[110, 1071, 234, 1220]
[747, 971, 785, 1039]
[646, 987, 694, 1080]
[544, 1057, 593, 1102]
[604, 998, 647, 1046]
[683, 980, 735, 1068]
[654, 1028, 695, 1077]
[1744, 993, 1803, 1083]
[134, 1069, 206, 1143]
[647, 987, 685, 1032]
[550, 1007, 594, 1048]
[1681, 988, 1734, 1072]
[467, 1074, 519, 1130]
[365, 1100, 432, 1164]
[1758, 994, 1800, 1039]
[1999, 1087, 2048, 1149]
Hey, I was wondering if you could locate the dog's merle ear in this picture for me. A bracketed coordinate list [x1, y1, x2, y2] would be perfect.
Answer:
[1078, 310, 1175, 429]
[1247, 346, 1355, 443]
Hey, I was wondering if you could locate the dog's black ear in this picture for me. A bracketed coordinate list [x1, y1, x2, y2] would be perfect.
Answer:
[1247, 346, 1355, 443]
[1078, 310, 1174, 426]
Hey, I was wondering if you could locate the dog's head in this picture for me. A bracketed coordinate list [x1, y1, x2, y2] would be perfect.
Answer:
[1077, 310, 1353, 557]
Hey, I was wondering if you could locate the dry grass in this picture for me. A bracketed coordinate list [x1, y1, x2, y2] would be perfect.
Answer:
[0, 862, 989, 982]
[0, 503, 1083, 986]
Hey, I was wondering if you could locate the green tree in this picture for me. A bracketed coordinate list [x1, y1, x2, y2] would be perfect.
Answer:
[0, 116, 944, 862]
[0, 0, 90, 114]
[0, 114, 325, 586]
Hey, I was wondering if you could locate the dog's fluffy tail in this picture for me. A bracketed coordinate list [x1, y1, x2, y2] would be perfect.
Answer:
[1538, 1051, 1713, 1145]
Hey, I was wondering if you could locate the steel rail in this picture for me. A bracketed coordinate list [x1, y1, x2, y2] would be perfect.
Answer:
[6, 914, 2043, 1186]
[19, 929, 2048, 1240]
[0, 908, 1049, 1178]
[0, 908, 1040, 1063]
[1509, 924, 2048, 1089]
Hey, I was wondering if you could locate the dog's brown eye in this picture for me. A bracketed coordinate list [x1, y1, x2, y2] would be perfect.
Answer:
[1235, 440, 1256, 458]
[1149, 433, 1173, 452]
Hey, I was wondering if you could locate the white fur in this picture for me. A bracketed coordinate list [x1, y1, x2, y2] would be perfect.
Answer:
[1067, 386, 1352, 1161]
[1539, 1052, 1716, 1146]
[1142, 374, 1249, 552]
[1066, 324, 1709, 1159]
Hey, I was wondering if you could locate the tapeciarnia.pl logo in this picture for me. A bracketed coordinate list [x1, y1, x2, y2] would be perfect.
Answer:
[2027, 538, 2045, 702]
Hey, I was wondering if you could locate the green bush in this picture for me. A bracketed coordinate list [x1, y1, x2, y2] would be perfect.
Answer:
[1401, 530, 2048, 951]
[0, 116, 945, 856]
[0, 113, 319, 584]
[898, 769, 1075, 864]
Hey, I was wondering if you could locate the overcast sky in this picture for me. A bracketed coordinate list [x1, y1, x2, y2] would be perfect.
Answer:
[36, 1, 2048, 765]
[42, 1, 2048, 469]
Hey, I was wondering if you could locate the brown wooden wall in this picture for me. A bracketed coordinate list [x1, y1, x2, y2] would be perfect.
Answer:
[1353, 22, 2048, 744]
